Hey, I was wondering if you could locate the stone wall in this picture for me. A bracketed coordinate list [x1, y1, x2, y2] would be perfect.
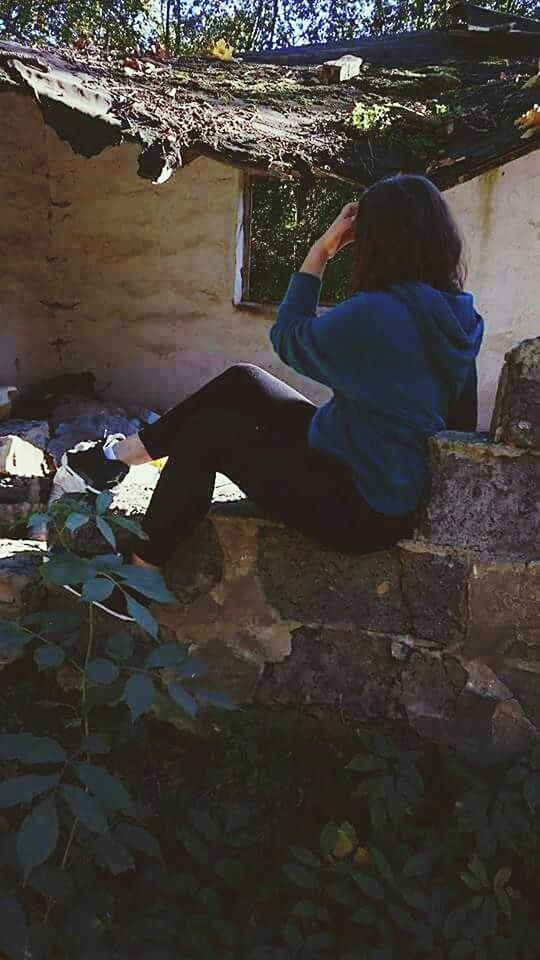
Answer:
[1, 339, 538, 757]
[1, 91, 539, 428]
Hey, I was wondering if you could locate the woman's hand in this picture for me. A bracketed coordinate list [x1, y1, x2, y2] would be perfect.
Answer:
[317, 202, 359, 260]
[299, 202, 359, 280]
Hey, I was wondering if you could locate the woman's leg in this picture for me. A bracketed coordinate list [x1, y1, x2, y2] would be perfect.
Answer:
[130, 403, 415, 568]
[126, 363, 316, 463]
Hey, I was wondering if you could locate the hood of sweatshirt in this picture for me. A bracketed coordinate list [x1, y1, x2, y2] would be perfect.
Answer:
[391, 282, 484, 399]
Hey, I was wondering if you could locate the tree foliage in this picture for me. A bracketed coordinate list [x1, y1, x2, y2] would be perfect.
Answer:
[1, 0, 539, 50]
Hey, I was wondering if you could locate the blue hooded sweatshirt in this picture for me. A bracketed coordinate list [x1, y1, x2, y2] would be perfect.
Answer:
[270, 272, 484, 516]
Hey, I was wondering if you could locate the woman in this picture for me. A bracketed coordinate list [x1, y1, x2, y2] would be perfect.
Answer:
[59, 174, 484, 621]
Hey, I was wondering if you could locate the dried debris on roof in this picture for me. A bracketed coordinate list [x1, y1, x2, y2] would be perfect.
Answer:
[0, 2, 538, 191]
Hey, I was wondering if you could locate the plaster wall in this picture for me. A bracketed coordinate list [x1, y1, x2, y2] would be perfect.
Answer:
[0, 92, 538, 426]
[446, 152, 539, 427]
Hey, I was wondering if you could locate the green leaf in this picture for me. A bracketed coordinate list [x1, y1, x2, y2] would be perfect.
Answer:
[291, 899, 315, 919]
[17, 794, 59, 877]
[24, 610, 80, 634]
[282, 863, 319, 890]
[110, 514, 149, 539]
[28, 864, 74, 903]
[125, 594, 158, 638]
[320, 820, 338, 856]
[95, 491, 114, 515]
[96, 516, 116, 549]
[86, 658, 119, 684]
[289, 845, 320, 868]
[89, 553, 123, 573]
[325, 880, 358, 905]
[73, 762, 133, 815]
[350, 906, 376, 925]
[197, 690, 234, 710]
[117, 567, 175, 603]
[177, 827, 209, 863]
[0, 774, 59, 808]
[403, 852, 432, 879]
[91, 834, 135, 875]
[65, 512, 90, 533]
[450, 940, 475, 959]
[168, 683, 198, 717]
[0, 896, 28, 960]
[34, 645, 65, 671]
[188, 808, 221, 842]
[124, 674, 155, 721]
[81, 734, 110, 755]
[304, 931, 336, 951]
[40, 553, 90, 585]
[388, 902, 420, 934]
[347, 755, 387, 772]
[106, 629, 134, 662]
[115, 822, 162, 860]
[214, 857, 251, 890]
[0, 733, 66, 765]
[82, 577, 115, 603]
[353, 872, 385, 900]
[369, 845, 395, 885]
[146, 643, 187, 668]
[60, 785, 108, 833]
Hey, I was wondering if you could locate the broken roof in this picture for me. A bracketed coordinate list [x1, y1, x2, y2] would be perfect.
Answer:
[0, 1, 539, 191]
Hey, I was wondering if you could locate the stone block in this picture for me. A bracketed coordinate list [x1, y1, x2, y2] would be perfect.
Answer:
[0, 419, 49, 450]
[417, 432, 538, 556]
[258, 526, 408, 632]
[490, 337, 540, 449]
[400, 541, 469, 644]
[492, 660, 540, 729]
[0, 501, 33, 530]
[466, 560, 540, 657]
[399, 649, 468, 739]
[0, 538, 46, 614]
[0, 435, 50, 477]
[257, 626, 403, 719]
[0, 475, 52, 504]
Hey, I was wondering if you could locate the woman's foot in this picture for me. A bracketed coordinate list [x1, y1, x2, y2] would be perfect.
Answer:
[56, 435, 130, 495]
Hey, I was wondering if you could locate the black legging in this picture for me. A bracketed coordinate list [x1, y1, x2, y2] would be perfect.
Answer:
[134, 364, 416, 566]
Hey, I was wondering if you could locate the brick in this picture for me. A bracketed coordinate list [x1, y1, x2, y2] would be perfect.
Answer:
[466, 560, 540, 656]
[258, 526, 408, 632]
[490, 336, 540, 449]
[400, 541, 469, 644]
[417, 432, 538, 556]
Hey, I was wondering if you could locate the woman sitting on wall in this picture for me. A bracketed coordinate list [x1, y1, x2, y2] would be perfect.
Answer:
[58, 174, 484, 621]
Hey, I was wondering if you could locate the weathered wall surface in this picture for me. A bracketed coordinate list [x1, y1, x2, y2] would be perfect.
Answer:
[0, 92, 538, 425]
[0, 92, 328, 412]
[446, 153, 540, 428]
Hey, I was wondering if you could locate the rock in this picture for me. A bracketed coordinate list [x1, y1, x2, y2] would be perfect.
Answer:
[0, 435, 51, 478]
[490, 337, 540, 449]
[0, 502, 33, 529]
[417, 432, 538, 556]
[257, 625, 403, 720]
[0, 419, 49, 450]
[48, 395, 137, 434]
[466, 560, 540, 657]
[400, 541, 469, 644]
[0, 538, 46, 614]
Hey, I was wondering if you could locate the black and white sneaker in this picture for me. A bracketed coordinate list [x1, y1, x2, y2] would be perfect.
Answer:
[54, 435, 129, 496]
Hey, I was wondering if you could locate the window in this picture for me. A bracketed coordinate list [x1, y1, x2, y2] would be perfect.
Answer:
[238, 174, 360, 306]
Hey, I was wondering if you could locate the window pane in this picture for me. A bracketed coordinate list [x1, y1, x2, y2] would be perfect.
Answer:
[247, 176, 360, 304]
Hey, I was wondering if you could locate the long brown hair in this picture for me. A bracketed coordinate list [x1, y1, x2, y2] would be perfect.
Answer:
[350, 175, 465, 294]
